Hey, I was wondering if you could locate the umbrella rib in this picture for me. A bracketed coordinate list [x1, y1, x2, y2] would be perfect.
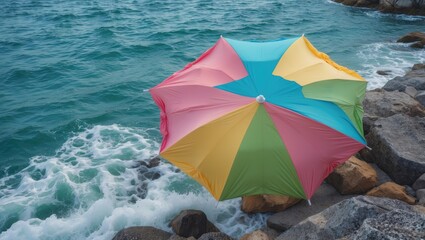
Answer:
[154, 65, 241, 90]
[279, 62, 323, 80]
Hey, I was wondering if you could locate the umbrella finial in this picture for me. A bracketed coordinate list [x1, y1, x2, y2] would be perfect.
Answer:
[256, 95, 266, 104]
[307, 199, 311, 206]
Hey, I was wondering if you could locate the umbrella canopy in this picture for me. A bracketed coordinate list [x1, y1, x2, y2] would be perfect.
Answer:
[150, 35, 367, 201]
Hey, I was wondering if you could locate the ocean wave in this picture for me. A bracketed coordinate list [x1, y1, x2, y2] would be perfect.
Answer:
[0, 125, 266, 239]
[357, 41, 425, 89]
[121, 43, 175, 55]
[365, 10, 425, 21]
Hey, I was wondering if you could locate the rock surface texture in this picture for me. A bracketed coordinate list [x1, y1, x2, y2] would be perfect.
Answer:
[112, 226, 172, 240]
[326, 156, 377, 194]
[365, 114, 425, 185]
[275, 196, 425, 240]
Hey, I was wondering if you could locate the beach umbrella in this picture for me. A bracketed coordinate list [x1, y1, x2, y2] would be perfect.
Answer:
[149, 36, 367, 202]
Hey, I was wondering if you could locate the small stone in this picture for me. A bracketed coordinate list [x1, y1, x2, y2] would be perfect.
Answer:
[366, 182, 416, 205]
[143, 171, 161, 180]
[148, 157, 161, 168]
[376, 70, 391, 76]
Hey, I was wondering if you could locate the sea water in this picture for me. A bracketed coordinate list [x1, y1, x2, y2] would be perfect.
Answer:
[1, 0, 424, 239]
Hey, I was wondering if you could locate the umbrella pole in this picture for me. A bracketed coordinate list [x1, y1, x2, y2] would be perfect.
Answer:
[307, 199, 312, 206]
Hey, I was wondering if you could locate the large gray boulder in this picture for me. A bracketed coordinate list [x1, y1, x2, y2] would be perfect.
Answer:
[267, 183, 354, 231]
[112, 226, 172, 240]
[275, 196, 425, 240]
[365, 114, 425, 185]
[383, 64, 425, 92]
[362, 89, 425, 133]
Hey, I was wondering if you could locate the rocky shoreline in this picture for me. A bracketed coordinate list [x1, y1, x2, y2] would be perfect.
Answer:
[334, 0, 425, 16]
[113, 40, 425, 239]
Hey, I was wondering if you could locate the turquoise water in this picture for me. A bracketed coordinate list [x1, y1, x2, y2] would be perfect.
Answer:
[1, 0, 424, 239]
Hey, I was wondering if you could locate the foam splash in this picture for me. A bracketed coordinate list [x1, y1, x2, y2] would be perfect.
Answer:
[364, 10, 425, 21]
[357, 42, 425, 89]
[0, 125, 266, 240]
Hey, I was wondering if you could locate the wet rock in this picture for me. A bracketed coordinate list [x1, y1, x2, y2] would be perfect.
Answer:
[411, 41, 424, 48]
[136, 182, 148, 199]
[413, 173, 425, 190]
[139, 156, 161, 168]
[334, 0, 379, 8]
[366, 182, 416, 205]
[412, 63, 425, 71]
[383, 65, 425, 92]
[197, 232, 233, 240]
[112, 226, 172, 240]
[240, 230, 269, 240]
[267, 183, 354, 231]
[335, 0, 425, 15]
[275, 196, 419, 240]
[143, 171, 161, 180]
[326, 156, 377, 195]
[171, 210, 219, 238]
[376, 70, 391, 75]
[365, 114, 425, 185]
[397, 32, 425, 48]
[241, 194, 301, 214]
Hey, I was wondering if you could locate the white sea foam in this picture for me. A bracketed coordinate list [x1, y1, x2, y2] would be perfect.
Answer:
[357, 42, 425, 89]
[365, 10, 425, 21]
[0, 125, 266, 240]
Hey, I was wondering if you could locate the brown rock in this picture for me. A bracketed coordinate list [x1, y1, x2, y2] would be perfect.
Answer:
[366, 182, 416, 205]
[240, 230, 270, 240]
[397, 32, 425, 44]
[241, 195, 301, 214]
[326, 156, 378, 194]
